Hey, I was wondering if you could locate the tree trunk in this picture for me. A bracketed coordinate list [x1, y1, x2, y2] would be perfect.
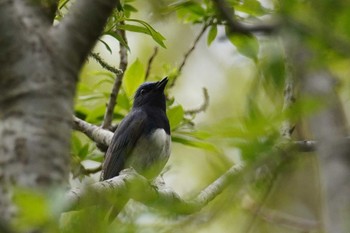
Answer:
[0, 0, 117, 222]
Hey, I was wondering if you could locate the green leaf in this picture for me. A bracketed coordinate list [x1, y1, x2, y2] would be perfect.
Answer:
[106, 31, 130, 50]
[167, 105, 184, 130]
[117, 90, 132, 111]
[98, 39, 113, 54]
[116, 24, 149, 34]
[85, 104, 107, 123]
[169, 1, 206, 23]
[207, 24, 217, 46]
[78, 93, 105, 102]
[125, 19, 166, 48]
[123, 58, 145, 98]
[226, 28, 259, 61]
[235, 0, 269, 16]
[13, 189, 50, 228]
[59, 0, 70, 9]
[124, 4, 138, 13]
[71, 133, 82, 156]
[172, 134, 219, 152]
[78, 144, 90, 160]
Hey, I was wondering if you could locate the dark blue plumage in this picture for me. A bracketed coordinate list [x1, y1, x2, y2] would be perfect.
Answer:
[101, 77, 171, 181]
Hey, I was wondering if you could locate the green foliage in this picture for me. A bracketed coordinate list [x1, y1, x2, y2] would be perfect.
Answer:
[124, 19, 166, 48]
[167, 105, 185, 130]
[207, 24, 217, 46]
[226, 31, 260, 61]
[33, 0, 350, 232]
[123, 58, 146, 99]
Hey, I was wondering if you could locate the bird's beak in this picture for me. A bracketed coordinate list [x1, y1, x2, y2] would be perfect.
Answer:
[156, 77, 168, 92]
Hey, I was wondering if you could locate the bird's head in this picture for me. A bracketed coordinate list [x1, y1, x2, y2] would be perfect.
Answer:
[133, 77, 168, 111]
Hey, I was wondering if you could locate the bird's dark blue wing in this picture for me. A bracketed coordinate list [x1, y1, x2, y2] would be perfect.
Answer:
[101, 110, 147, 180]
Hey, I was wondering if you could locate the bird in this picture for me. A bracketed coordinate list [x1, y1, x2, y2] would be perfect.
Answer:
[100, 77, 171, 220]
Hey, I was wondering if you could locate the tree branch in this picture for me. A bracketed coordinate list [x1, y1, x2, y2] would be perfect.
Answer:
[73, 116, 113, 146]
[170, 24, 208, 88]
[145, 47, 159, 81]
[51, 0, 118, 70]
[280, 65, 295, 139]
[302, 70, 350, 232]
[90, 52, 122, 75]
[102, 24, 128, 130]
[65, 164, 243, 214]
[184, 88, 209, 115]
[212, 0, 277, 35]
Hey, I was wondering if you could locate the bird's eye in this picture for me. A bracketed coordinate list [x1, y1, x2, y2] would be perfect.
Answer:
[140, 89, 146, 95]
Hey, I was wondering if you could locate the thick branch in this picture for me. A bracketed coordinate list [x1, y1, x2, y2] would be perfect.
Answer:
[66, 164, 243, 214]
[51, 0, 118, 70]
[102, 25, 128, 129]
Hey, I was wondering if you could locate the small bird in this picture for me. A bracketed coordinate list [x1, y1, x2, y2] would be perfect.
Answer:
[101, 77, 171, 181]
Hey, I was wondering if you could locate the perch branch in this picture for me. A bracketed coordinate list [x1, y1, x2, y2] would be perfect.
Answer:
[65, 164, 243, 213]
[102, 24, 129, 130]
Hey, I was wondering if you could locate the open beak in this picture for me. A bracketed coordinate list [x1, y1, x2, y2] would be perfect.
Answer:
[156, 77, 168, 92]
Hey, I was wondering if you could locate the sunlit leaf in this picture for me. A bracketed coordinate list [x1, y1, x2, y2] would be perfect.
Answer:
[125, 19, 166, 48]
[169, 1, 206, 23]
[123, 58, 145, 98]
[207, 24, 217, 46]
[167, 105, 184, 130]
[226, 29, 259, 61]
[85, 104, 107, 123]
[235, 0, 269, 16]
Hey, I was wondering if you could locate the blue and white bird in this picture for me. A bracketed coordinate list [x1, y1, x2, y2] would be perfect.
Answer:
[101, 77, 171, 181]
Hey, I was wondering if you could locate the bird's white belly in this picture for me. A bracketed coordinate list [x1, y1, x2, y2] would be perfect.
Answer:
[127, 128, 171, 179]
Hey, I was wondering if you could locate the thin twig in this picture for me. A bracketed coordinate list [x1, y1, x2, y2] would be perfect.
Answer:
[212, 0, 277, 35]
[102, 23, 128, 129]
[185, 88, 210, 115]
[145, 47, 159, 81]
[170, 24, 209, 88]
[90, 52, 122, 75]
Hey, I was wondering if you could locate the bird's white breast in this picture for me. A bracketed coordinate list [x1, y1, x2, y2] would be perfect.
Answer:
[127, 128, 171, 179]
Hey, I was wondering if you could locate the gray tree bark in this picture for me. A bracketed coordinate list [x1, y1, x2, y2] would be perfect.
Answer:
[302, 70, 350, 233]
[0, 0, 117, 223]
